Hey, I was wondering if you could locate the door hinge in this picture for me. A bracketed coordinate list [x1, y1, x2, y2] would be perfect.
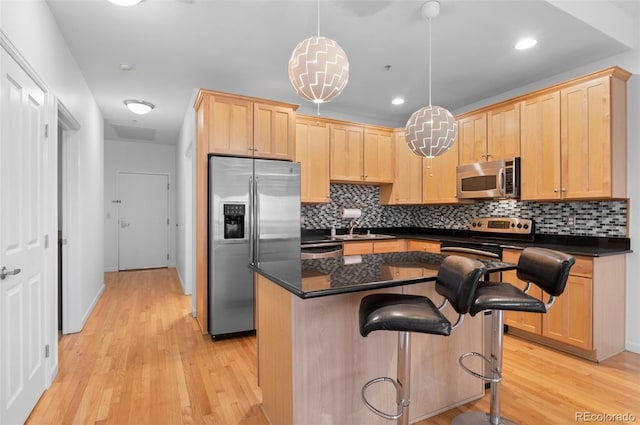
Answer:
[167, 183, 170, 190]
[45, 344, 50, 358]
[44, 124, 49, 139]
[44, 234, 49, 249]
[167, 218, 170, 225]
[167, 253, 170, 261]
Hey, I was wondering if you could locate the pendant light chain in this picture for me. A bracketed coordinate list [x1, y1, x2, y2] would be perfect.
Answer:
[428, 16, 432, 107]
[317, 0, 320, 37]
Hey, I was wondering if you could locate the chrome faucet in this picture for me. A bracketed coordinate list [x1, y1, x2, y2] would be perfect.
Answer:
[348, 218, 359, 236]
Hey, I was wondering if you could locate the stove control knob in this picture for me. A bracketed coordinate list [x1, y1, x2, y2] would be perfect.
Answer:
[472, 222, 477, 227]
[477, 222, 482, 228]
[517, 223, 522, 229]
[523, 224, 529, 229]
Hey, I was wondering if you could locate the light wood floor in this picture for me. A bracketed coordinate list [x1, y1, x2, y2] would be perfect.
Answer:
[27, 268, 640, 425]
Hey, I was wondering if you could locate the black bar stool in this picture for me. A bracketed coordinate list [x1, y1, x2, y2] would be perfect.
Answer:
[359, 255, 486, 425]
[453, 247, 575, 425]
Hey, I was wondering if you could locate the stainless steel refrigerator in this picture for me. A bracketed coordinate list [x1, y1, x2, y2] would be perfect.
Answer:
[209, 156, 301, 337]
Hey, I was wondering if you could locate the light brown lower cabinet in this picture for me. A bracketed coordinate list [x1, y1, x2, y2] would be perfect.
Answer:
[502, 249, 626, 362]
[407, 240, 441, 254]
[342, 239, 408, 255]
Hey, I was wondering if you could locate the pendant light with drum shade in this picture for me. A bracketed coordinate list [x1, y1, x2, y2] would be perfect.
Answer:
[405, 1, 457, 164]
[288, 0, 349, 114]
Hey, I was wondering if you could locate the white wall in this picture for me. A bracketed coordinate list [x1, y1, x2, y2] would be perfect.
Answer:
[452, 43, 640, 353]
[175, 102, 196, 302]
[0, 0, 105, 379]
[104, 140, 177, 272]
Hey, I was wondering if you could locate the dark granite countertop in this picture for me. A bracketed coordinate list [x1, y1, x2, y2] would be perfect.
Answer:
[251, 251, 515, 299]
[302, 228, 632, 257]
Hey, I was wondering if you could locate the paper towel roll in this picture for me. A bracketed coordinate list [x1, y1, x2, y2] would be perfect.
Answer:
[342, 208, 362, 219]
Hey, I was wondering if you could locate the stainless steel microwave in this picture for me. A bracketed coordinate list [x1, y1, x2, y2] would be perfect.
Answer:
[456, 157, 520, 199]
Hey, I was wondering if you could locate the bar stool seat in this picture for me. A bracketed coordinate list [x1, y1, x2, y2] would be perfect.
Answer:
[360, 293, 451, 337]
[469, 281, 546, 316]
[359, 255, 486, 425]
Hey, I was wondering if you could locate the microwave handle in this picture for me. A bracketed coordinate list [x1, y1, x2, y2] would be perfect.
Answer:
[498, 167, 505, 196]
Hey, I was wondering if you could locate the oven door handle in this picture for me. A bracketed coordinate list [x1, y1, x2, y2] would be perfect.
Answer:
[440, 246, 500, 259]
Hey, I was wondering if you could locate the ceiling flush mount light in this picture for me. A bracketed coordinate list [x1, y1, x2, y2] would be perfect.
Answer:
[108, 0, 143, 6]
[392, 98, 405, 105]
[123, 99, 154, 115]
[515, 37, 537, 50]
[288, 0, 349, 111]
[405, 1, 457, 159]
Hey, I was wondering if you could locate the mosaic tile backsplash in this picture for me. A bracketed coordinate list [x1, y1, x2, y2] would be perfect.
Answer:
[300, 184, 628, 238]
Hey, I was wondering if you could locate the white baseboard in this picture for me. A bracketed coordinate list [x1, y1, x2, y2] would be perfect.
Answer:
[81, 283, 105, 328]
[626, 341, 640, 354]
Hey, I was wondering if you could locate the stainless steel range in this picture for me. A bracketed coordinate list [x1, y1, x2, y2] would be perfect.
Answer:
[440, 217, 534, 260]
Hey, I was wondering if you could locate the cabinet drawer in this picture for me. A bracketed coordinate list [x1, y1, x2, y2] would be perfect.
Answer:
[373, 239, 406, 253]
[407, 240, 440, 253]
[343, 242, 373, 255]
[570, 256, 593, 277]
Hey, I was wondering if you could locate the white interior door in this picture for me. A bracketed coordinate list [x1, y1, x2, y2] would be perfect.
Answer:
[0, 49, 47, 425]
[117, 172, 169, 270]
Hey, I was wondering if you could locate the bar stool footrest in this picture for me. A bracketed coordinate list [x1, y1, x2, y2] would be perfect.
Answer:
[361, 376, 406, 420]
[458, 351, 502, 383]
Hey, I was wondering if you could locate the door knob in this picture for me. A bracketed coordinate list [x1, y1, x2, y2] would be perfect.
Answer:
[0, 266, 21, 280]
[120, 220, 130, 228]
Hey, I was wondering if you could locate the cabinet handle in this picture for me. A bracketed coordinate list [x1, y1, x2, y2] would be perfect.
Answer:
[561, 188, 567, 192]
[254, 147, 259, 151]
[554, 189, 559, 192]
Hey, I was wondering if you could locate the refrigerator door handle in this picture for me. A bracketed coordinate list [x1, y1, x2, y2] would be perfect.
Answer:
[255, 176, 261, 263]
[249, 176, 254, 264]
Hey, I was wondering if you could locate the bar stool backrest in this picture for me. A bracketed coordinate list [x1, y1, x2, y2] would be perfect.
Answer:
[516, 247, 576, 297]
[435, 255, 486, 315]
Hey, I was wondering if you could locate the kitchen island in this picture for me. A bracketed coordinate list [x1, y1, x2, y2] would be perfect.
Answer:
[251, 252, 514, 425]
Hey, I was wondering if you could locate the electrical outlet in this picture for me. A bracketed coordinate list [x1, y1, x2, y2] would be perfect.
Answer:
[567, 215, 575, 226]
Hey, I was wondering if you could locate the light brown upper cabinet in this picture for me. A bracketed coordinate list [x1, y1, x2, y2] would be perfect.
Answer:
[330, 124, 394, 183]
[380, 130, 422, 205]
[457, 101, 520, 165]
[422, 132, 459, 204]
[521, 67, 630, 200]
[295, 116, 330, 203]
[194, 90, 297, 160]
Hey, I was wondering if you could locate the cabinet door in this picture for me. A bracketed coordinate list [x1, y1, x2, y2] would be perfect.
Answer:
[343, 241, 373, 255]
[254, 103, 294, 160]
[423, 135, 459, 204]
[520, 92, 561, 200]
[373, 239, 407, 253]
[330, 124, 364, 182]
[207, 95, 253, 156]
[363, 128, 394, 183]
[560, 76, 612, 199]
[406, 240, 440, 253]
[457, 112, 487, 165]
[487, 102, 520, 161]
[295, 118, 330, 203]
[380, 130, 422, 205]
[542, 275, 593, 350]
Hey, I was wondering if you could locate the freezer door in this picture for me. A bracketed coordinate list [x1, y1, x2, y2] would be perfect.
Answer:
[209, 156, 254, 336]
[253, 159, 301, 263]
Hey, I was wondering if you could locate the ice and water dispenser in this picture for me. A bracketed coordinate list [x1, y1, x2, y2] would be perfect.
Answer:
[223, 203, 245, 239]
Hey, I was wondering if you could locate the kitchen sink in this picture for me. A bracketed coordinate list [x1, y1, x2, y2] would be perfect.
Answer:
[330, 234, 395, 240]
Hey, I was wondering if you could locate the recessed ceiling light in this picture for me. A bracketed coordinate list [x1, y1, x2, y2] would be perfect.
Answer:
[392, 97, 405, 105]
[124, 100, 155, 115]
[119, 63, 133, 71]
[515, 38, 537, 50]
[108, 0, 143, 6]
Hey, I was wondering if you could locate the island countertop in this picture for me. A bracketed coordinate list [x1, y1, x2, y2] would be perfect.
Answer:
[250, 251, 515, 299]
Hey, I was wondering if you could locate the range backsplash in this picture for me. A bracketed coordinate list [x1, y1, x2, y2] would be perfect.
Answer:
[300, 184, 628, 238]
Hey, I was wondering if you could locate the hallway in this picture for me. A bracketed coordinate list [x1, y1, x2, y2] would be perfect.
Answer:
[26, 269, 267, 425]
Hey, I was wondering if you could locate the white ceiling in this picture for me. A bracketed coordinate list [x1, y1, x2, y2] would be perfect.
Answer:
[45, 0, 638, 145]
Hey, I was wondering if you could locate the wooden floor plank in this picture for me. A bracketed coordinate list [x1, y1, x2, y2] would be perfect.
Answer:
[25, 268, 640, 425]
